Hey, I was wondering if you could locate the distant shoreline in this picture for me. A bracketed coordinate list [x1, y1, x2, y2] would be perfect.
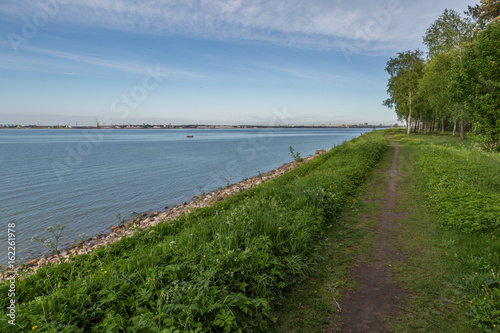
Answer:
[0, 124, 391, 130]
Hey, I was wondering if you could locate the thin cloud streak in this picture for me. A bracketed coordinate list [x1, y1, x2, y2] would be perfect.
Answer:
[1, 0, 475, 54]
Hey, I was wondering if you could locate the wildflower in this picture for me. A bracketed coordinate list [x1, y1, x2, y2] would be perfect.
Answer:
[278, 227, 282, 230]
[103, 271, 107, 274]
[470, 300, 473, 304]
[32, 326, 38, 331]
[203, 255, 206, 258]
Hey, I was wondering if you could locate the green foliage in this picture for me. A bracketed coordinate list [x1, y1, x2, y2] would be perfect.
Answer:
[0, 131, 388, 332]
[466, 0, 500, 26]
[383, 49, 425, 134]
[422, 9, 474, 59]
[417, 53, 457, 130]
[455, 22, 500, 151]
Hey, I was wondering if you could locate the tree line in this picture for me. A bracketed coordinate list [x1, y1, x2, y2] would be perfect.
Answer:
[383, 0, 500, 151]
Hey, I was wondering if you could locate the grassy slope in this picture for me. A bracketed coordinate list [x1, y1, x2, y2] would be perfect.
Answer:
[0, 131, 388, 332]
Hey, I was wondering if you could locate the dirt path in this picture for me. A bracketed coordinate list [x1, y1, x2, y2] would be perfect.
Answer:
[325, 137, 409, 332]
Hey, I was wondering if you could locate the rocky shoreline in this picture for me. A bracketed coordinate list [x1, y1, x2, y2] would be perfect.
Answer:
[7, 149, 327, 280]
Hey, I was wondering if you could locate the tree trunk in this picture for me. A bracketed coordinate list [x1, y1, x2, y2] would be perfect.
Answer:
[453, 121, 457, 136]
[460, 110, 465, 140]
[424, 120, 427, 134]
[407, 90, 412, 136]
[441, 115, 445, 134]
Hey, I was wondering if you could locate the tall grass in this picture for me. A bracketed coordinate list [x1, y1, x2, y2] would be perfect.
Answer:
[0, 131, 387, 332]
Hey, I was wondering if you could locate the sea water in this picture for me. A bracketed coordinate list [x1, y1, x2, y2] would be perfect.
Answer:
[0, 127, 374, 265]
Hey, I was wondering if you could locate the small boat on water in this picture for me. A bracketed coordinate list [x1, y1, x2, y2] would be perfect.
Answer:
[187, 135, 194, 138]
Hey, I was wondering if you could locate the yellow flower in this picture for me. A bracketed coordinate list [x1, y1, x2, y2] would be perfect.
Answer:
[278, 227, 282, 230]
[203, 255, 206, 258]
[470, 300, 473, 304]
[32, 326, 38, 331]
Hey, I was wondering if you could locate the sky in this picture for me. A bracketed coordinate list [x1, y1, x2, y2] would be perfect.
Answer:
[0, 0, 477, 126]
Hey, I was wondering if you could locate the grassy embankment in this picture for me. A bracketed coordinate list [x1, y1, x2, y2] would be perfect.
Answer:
[0, 131, 387, 332]
[276, 128, 500, 332]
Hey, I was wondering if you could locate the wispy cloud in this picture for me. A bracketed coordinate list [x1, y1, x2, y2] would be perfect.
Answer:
[0, 38, 204, 79]
[1, 0, 475, 54]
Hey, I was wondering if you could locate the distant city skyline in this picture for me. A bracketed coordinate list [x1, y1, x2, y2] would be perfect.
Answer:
[1, 0, 476, 126]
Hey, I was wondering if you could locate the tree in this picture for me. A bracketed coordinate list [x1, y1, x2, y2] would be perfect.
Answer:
[423, 9, 475, 60]
[423, 9, 475, 139]
[466, 0, 500, 26]
[417, 53, 456, 133]
[384, 50, 425, 135]
[454, 22, 500, 151]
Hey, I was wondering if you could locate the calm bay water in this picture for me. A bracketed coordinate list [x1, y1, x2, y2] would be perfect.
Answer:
[0, 128, 373, 265]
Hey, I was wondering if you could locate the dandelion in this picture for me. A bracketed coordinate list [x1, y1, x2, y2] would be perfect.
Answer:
[103, 271, 107, 274]
[203, 255, 206, 258]
[278, 227, 282, 230]
[470, 300, 473, 304]
[32, 325, 38, 331]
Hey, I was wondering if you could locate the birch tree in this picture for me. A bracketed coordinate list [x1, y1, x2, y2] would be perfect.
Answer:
[383, 50, 425, 135]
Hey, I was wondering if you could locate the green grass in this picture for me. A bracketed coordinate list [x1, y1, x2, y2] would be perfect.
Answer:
[273, 140, 394, 333]
[387, 129, 500, 332]
[276, 129, 500, 332]
[0, 131, 388, 332]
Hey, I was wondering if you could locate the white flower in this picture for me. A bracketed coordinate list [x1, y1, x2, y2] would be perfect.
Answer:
[169, 241, 176, 247]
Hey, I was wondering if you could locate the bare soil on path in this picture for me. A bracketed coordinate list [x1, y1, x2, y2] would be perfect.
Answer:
[325, 136, 409, 332]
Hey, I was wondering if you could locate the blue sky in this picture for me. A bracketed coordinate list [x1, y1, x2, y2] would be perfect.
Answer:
[0, 0, 476, 126]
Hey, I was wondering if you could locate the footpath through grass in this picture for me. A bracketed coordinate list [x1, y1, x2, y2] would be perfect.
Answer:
[387, 129, 500, 332]
[276, 128, 500, 332]
[0, 131, 387, 332]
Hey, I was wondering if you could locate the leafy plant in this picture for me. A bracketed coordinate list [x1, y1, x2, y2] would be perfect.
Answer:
[31, 223, 66, 263]
[288, 146, 303, 162]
